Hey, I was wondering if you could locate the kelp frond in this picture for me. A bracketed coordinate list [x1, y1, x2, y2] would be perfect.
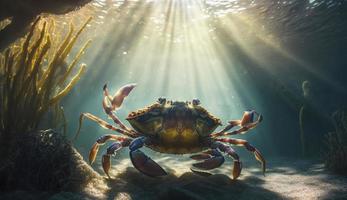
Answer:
[0, 17, 91, 136]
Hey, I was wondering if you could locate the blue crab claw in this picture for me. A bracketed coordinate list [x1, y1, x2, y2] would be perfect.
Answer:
[192, 155, 225, 170]
[190, 168, 212, 177]
[130, 150, 167, 177]
[190, 153, 212, 161]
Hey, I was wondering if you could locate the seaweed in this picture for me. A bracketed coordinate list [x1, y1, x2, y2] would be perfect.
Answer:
[299, 80, 311, 157]
[0, 17, 100, 191]
[0, 17, 91, 140]
[325, 109, 347, 174]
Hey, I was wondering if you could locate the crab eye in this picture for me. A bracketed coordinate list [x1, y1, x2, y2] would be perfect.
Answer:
[192, 99, 200, 106]
[157, 97, 166, 104]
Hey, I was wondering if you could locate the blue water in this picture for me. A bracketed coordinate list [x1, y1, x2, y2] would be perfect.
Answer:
[51, 0, 347, 159]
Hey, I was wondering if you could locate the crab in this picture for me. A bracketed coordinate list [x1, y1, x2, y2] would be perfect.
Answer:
[75, 84, 265, 179]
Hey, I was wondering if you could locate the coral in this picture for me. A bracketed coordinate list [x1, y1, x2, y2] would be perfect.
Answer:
[325, 109, 347, 174]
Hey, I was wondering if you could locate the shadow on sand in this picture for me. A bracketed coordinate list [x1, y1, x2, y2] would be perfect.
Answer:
[104, 167, 284, 200]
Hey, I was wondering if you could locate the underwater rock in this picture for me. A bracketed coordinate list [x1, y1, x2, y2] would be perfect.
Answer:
[325, 109, 347, 174]
[0, 129, 101, 192]
[0, 0, 92, 51]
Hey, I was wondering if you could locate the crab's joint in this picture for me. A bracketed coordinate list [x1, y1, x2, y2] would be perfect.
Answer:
[90, 135, 129, 165]
[96, 135, 118, 144]
[96, 135, 108, 144]
[106, 142, 122, 156]
[192, 149, 225, 171]
[129, 136, 146, 151]
[215, 138, 266, 176]
[212, 110, 263, 138]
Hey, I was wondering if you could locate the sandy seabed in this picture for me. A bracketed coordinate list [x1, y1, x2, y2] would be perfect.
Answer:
[1, 155, 347, 200]
[79, 154, 347, 200]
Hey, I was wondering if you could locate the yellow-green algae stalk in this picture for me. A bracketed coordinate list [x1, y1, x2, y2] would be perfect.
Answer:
[0, 17, 92, 137]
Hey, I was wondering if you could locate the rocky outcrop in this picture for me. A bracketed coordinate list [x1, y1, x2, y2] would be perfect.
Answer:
[325, 109, 347, 174]
[0, 130, 100, 193]
[0, 0, 92, 51]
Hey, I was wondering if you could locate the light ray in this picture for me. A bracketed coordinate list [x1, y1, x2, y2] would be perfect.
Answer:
[42, 0, 340, 154]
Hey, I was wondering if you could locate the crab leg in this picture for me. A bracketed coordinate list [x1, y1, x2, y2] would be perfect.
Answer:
[190, 143, 242, 179]
[89, 134, 130, 165]
[213, 142, 242, 179]
[215, 138, 266, 176]
[103, 84, 136, 132]
[211, 110, 263, 138]
[190, 149, 214, 161]
[74, 113, 138, 141]
[129, 137, 167, 177]
[101, 139, 131, 178]
[191, 149, 225, 170]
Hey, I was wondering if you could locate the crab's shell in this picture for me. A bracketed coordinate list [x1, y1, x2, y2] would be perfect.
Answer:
[126, 101, 221, 154]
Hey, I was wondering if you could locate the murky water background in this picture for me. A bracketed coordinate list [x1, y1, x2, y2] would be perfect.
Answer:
[38, 0, 347, 175]
[1, 1, 347, 199]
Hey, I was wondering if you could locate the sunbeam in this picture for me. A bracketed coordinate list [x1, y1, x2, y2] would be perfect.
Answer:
[1, 0, 347, 199]
[33, 0, 345, 158]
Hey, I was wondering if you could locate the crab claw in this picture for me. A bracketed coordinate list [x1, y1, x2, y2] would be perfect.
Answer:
[89, 143, 100, 164]
[190, 153, 212, 161]
[240, 110, 263, 127]
[232, 160, 242, 179]
[240, 110, 255, 126]
[102, 155, 111, 178]
[130, 150, 167, 177]
[192, 156, 225, 170]
[102, 83, 136, 111]
[190, 168, 213, 177]
[112, 83, 136, 110]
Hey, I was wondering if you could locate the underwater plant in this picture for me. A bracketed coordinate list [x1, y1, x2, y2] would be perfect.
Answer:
[0, 17, 103, 192]
[0, 17, 91, 142]
[276, 79, 329, 157]
[299, 80, 311, 157]
[274, 79, 312, 157]
[325, 109, 347, 174]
